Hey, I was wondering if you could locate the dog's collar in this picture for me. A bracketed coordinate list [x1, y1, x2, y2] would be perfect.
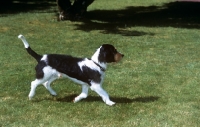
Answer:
[91, 60, 106, 72]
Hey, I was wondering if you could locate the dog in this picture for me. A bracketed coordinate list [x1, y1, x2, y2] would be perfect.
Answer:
[18, 34, 124, 106]
[57, 0, 94, 20]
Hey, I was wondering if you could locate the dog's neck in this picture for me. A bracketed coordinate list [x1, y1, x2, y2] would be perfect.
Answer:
[91, 47, 107, 71]
[92, 60, 106, 72]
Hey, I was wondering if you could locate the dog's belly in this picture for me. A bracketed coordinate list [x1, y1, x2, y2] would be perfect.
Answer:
[59, 73, 88, 86]
[42, 66, 88, 86]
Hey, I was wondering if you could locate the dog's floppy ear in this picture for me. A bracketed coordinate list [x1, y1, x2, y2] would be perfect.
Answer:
[98, 46, 106, 63]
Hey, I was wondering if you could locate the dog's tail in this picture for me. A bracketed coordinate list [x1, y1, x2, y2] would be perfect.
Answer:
[18, 34, 42, 62]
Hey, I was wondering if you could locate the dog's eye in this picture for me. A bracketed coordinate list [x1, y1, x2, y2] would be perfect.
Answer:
[113, 49, 117, 55]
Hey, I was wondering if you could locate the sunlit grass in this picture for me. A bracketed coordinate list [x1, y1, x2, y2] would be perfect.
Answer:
[0, 0, 200, 126]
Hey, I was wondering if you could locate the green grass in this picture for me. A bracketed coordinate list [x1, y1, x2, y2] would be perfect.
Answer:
[1, 0, 200, 126]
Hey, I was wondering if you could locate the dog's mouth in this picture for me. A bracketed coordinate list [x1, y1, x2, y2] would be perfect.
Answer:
[114, 53, 124, 62]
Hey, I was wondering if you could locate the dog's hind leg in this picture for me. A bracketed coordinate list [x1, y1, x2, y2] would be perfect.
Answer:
[90, 83, 115, 106]
[43, 77, 57, 96]
[74, 84, 89, 103]
[29, 78, 47, 100]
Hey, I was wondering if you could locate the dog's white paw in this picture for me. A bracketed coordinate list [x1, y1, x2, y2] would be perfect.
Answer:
[73, 97, 80, 103]
[28, 95, 33, 100]
[50, 91, 57, 96]
[28, 92, 34, 100]
[106, 100, 116, 106]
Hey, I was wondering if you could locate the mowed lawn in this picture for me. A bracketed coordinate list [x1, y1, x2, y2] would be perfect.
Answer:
[0, 0, 200, 126]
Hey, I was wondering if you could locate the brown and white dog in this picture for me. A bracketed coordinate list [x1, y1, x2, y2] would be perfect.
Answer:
[18, 34, 124, 106]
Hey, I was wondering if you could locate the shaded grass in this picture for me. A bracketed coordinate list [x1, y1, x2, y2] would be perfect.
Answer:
[0, 0, 200, 126]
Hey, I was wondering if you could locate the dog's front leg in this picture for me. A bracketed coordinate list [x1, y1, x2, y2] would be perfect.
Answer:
[74, 84, 89, 103]
[90, 83, 115, 106]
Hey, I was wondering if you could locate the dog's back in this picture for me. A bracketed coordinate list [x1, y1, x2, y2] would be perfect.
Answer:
[39, 54, 102, 85]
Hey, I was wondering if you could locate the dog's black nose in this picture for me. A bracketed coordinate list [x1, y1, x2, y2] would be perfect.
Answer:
[122, 54, 124, 57]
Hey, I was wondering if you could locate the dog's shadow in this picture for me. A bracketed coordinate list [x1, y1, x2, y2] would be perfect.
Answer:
[56, 94, 160, 104]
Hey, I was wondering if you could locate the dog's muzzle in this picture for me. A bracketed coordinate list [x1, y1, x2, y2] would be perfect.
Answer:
[114, 53, 124, 62]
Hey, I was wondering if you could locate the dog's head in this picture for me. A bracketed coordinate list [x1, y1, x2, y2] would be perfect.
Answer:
[98, 44, 124, 63]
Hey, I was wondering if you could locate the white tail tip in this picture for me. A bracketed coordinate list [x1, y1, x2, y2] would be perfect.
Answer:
[18, 34, 29, 48]
[18, 34, 24, 39]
